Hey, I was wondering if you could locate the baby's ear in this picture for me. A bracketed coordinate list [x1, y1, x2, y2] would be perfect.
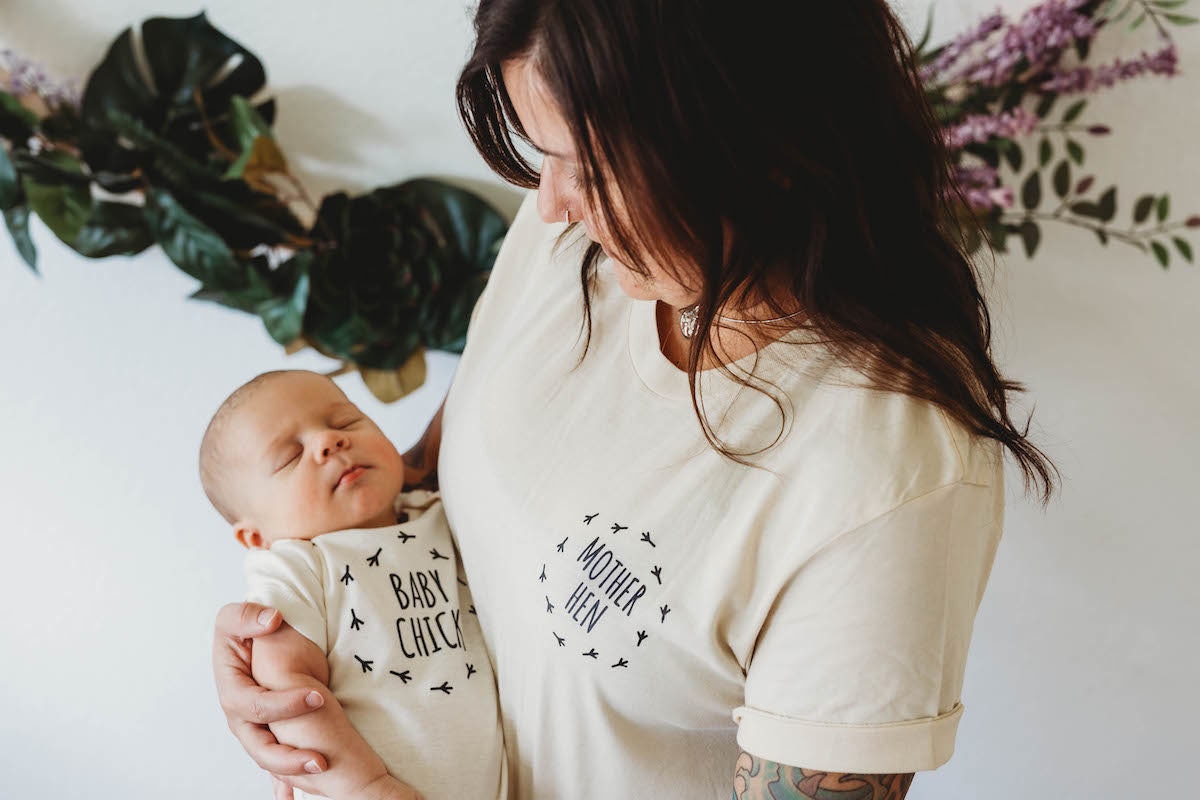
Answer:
[234, 522, 266, 550]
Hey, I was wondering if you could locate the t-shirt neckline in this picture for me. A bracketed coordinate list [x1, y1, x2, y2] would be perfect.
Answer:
[626, 296, 825, 402]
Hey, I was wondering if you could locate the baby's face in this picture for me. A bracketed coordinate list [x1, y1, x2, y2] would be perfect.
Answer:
[226, 372, 407, 547]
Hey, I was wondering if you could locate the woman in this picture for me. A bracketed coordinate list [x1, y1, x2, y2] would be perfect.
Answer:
[214, 1, 1057, 797]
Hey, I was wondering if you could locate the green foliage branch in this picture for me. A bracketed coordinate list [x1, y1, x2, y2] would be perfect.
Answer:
[0, 13, 507, 401]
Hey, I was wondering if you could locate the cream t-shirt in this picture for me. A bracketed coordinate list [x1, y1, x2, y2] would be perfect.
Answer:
[439, 192, 1005, 798]
[244, 492, 508, 800]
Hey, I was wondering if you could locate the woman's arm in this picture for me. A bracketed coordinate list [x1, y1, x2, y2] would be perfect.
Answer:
[251, 622, 422, 800]
[732, 752, 913, 800]
[401, 399, 445, 491]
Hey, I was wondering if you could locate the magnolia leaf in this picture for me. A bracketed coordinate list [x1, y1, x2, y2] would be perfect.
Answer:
[223, 95, 286, 180]
[1071, 201, 1103, 219]
[1164, 13, 1199, 24]
[395, 178, 507, 352]
[11, 150, 91, 187]
[73, 201, 155, 258]
[0, 91, 38, 143]
[1151, 240, 1169, 267]
[1172, 237, 1193, 263]
[40, 105, 83, 142]
[1094, 228, 1109, 246]
[226, 135, 288, 181]
[168, 181, 306, 250]
[1039, 138, 1052, 167]
[81, 13, 274, 175]
[4, 206, 38, 271]
[23, 177, 92, 246]
[228, 95, 274, 151]
[259, 253, 311, 345]
[0, 146, 19, 209]
[1075, 175, 1095, 195]
[143, 188, 244, 287]
[360, 348, 428, 403]
[1156, 194, 1170, 222]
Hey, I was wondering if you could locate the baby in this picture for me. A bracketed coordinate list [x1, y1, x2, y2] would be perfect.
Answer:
[199, 369, 507, 800]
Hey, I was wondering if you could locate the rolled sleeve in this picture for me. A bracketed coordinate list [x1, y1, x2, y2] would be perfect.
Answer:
[735, 479, 1003, 773]
[733, 702, 963, 774]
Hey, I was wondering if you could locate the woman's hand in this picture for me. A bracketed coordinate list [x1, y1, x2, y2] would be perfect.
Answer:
[212, 603, 329, 780]
[401, 401, 444, 492]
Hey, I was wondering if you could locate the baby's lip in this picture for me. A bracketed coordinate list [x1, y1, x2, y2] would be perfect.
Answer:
[334, 464, 368, 490]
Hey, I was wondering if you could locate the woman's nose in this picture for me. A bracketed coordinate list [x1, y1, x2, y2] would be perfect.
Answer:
[535, 159, 572, 224]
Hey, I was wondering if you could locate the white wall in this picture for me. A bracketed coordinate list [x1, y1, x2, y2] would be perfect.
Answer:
[1, 2, 1196, 798]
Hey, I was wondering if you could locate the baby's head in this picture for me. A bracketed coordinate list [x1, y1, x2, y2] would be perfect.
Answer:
[199, 370, 406, 548]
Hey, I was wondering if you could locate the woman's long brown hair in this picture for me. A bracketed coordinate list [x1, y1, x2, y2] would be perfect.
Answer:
[457, 0, 1059, 506]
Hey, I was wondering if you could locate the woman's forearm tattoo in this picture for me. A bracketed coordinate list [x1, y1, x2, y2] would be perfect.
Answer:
[732, 753, 914, 800]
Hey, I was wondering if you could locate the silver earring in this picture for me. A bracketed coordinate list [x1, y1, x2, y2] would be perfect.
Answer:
[564, 209, 571, 225]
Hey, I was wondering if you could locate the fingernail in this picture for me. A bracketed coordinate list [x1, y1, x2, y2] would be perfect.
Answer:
[305, 691, 324, 708]
[304, 760, 322, 774]
[257, 609, 278, 626]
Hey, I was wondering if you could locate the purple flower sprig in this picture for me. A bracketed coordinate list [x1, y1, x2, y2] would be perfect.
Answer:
[920, 11, 1008, 84]
[933, 0, 1099, 89]
[945, 107, 1041, 149]
[953, 163, 1015, 211]
[0, 49, 81, 111]
[1040, 41, 1179, 93]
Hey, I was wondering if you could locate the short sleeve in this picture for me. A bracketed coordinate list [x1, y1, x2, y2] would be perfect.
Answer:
[244, 542, 329, 653]
[733, 479, 1003, 774]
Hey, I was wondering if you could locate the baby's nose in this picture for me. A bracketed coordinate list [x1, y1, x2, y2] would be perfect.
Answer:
[319, 435, 348, 458]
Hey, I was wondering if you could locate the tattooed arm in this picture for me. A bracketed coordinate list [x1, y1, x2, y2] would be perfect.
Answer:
[402, 399, 445, 491]
[732, 752, 913, 800]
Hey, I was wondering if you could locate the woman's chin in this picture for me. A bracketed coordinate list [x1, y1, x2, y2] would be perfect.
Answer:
[608, 259, 660, 302]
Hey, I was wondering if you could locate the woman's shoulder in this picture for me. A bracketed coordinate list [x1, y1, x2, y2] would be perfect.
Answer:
[752, 373, 1004, 532]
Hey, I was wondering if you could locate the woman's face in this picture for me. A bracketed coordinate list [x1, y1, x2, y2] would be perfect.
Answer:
[501, 57, 700, 309]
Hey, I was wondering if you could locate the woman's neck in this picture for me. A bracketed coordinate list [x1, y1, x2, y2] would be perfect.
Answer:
[654, 300, 799, 371]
